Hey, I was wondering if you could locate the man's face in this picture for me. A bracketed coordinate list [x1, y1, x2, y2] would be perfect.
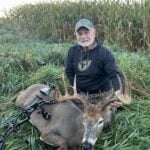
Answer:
[76, 27, 96, 47]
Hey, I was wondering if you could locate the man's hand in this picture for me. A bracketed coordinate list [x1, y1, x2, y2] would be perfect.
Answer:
[110, 101, 123, 108]
[112, 90, 124, 107]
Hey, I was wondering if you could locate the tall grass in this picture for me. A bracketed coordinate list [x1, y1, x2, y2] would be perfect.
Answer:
[5, 0, 150, 52]
[0, 15, 150, 150]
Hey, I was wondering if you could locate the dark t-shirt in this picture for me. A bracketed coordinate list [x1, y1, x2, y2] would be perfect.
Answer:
[65, 39, 125, 93]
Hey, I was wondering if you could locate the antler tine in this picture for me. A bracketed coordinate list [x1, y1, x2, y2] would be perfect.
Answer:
[124, 75, 131, 100]
[73, 75, 78, 95]
[100, 98, 120, 110]
[55, 74, 82, 102]
[115, 73, 131, 104]
[62, 72, 69, 96]
[71, 75, 89, 107]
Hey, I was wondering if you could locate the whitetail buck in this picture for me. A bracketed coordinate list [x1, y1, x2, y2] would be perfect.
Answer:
[16, 74, 131, 150]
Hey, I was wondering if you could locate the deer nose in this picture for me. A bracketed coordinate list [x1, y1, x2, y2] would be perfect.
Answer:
[82, 141, 92, 150]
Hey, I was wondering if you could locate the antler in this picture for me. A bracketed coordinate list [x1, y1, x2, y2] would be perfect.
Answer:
[54, 74, 82, 102]
[97, 73, 131, 110]
[115, 74, 131, 104]
[98, 98, 120, 110]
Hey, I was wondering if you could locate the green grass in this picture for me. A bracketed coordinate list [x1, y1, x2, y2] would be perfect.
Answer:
[0, 20, 150, 150]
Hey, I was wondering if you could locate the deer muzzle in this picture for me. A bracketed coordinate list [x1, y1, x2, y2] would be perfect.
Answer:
[82, 141, 92, 150]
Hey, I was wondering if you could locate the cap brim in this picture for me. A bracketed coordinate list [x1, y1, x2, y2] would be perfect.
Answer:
[75, 25, 92, 32]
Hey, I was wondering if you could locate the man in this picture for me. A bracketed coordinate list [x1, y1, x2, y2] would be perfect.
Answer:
[65, 18, 124, 107]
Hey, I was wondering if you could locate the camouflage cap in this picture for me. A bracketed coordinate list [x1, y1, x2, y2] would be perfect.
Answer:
[75, 19, 94, 32]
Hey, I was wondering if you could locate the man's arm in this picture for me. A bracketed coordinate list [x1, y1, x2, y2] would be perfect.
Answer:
[102, 47, 125, 107]
[102, 47, 125, 93]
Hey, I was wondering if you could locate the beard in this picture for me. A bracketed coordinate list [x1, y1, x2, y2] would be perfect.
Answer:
[78, 37, 95, 47]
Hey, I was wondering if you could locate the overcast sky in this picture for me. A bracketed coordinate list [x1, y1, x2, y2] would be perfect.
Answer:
[0, 0, 142, 17]
[0, 0, 51, 16]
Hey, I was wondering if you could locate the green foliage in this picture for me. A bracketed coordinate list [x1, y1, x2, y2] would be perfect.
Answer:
[26, 64, 62, 85]
[0, 22, 149, 149]
[107, 43, 150, 98]
[4, 0, 150, 52]
[0, 46, 38, 94]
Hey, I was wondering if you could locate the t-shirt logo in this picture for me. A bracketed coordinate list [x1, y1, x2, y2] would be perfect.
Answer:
[78, 60, 91, 72]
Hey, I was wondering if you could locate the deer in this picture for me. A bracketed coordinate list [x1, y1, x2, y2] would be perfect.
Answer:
[16, 74, 131, 150]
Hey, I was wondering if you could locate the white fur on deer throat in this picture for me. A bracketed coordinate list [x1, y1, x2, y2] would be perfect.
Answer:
[82, 137, 97, 145]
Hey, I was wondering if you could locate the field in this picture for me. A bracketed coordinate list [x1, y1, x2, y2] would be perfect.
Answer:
[0, 1, 150, 150]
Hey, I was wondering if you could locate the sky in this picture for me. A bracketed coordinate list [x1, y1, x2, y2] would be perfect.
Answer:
[0, 0, 142, 17]
[0, 0, 51, 17]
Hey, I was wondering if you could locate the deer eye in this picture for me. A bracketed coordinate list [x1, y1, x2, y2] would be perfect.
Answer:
[98, 120, 104, 124]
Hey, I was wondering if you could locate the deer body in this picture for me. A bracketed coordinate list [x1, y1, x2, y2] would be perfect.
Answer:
[31, 101, 84, 146]
[16, 84, 50, 108]
[16, 74, 131, 150]
[16, 87, 112, 149]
